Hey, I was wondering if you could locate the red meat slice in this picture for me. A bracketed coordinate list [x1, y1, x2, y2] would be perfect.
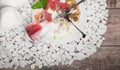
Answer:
[61, 3, 71, 11]
[44, 12, 52, 22]
[47, 0, 60, 2]
[39, 11, 52, 23]
[25, 23, 42, 41]
[46, 0, 70, 11]
[48, 1, 56, 11]
[56, 2, 71, 11]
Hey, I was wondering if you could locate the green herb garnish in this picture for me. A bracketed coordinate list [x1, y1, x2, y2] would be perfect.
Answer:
[32, 0, 48, 9]
[53, 36, 56, 40]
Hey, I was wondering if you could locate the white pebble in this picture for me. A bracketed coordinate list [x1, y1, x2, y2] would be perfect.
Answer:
[31, 64, 36, 69]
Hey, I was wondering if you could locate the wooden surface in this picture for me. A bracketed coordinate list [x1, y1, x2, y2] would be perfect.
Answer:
[103, 0, 120, 45]
[0, 0, 120, 70]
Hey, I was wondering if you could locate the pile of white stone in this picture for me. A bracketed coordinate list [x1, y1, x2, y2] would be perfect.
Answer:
[0, 0, 108, 69]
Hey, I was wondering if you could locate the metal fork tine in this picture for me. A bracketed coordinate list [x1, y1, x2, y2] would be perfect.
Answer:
[66, 0, 85, 13]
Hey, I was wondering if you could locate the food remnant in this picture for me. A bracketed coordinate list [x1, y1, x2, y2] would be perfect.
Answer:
[68, 6, 80, 22]
[25, 23, 42, 41]
[29, 0, 81, 41]
[53, 36, 56, 40]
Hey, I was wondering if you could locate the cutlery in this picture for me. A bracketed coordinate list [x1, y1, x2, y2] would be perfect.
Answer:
[66, 0, 85, 13]
[63, 0, 86, 38]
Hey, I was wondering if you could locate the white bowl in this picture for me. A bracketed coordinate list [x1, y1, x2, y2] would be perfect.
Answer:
[0, 0, 29, 8]
[0, 7, 22, 32]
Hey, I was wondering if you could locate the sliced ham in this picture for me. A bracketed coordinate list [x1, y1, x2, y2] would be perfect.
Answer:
[46, 0, 71, 11]
[38, 11, 52, 23]
[25, 23, 42, 41]
[56, 2, 71, 11]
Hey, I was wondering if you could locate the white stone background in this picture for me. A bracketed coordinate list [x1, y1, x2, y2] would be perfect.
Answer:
[0, 0, 108, 69]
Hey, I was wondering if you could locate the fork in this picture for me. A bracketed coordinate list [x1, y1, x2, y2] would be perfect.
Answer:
[63, 0, 86, 38]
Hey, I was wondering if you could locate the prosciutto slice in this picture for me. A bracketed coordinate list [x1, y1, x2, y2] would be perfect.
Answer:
[25, 23, 42, 41]
[39, 11, 52, 22]
[46, 0, 71, 11]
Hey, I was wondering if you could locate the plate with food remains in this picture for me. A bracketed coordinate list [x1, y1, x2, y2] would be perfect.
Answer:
[0, 0, 108, 69]
[25, 0, 87, 44]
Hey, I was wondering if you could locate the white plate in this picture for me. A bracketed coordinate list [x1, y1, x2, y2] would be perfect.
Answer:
[31, 2, 87, 44]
